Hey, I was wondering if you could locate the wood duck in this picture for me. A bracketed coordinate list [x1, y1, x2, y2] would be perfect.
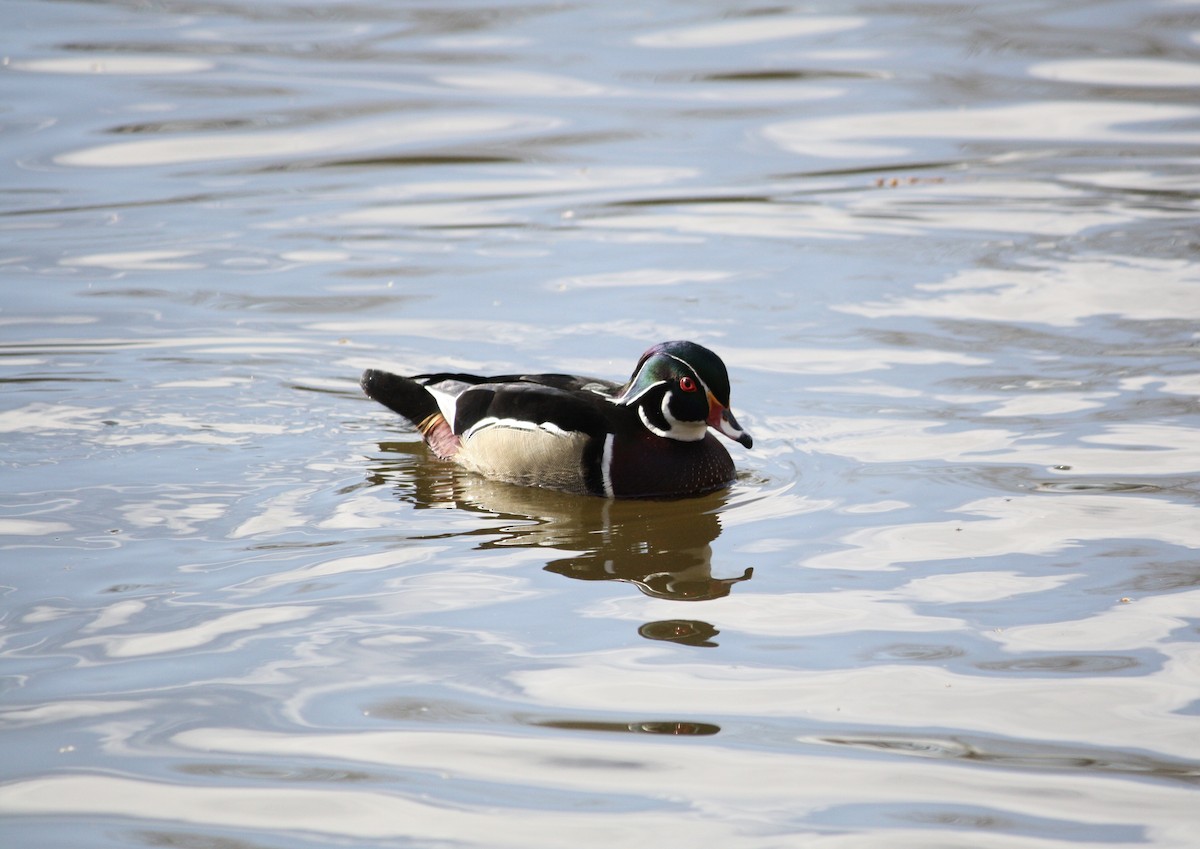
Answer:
[361, 340, 753, 499]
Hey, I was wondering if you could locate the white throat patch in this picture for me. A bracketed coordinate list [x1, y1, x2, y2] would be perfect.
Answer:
[637, 393, 707, 442]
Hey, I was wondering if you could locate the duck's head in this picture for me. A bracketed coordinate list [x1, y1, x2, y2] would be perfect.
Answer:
[618, 340, 753, 448]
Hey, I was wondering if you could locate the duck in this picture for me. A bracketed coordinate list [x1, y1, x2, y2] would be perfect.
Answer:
[361, 340, 752, 499]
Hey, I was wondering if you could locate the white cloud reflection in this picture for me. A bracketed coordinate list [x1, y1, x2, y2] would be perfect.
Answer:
[764, 101, 1200, 160]
[1030, 59, 1200, 87]
[837, 256, 1200, 326]
[507, 644, 1200, 765]
[636, 15, 864, 48]
[580, 570, 1075, 637]
[64, 606, 314, 658]
[807, 495, 1200, 571]
[775, 416, 1200, 476]
[58, 114, 560, 168]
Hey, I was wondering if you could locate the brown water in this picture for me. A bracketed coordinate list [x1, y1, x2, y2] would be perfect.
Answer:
[2, 1, 1199, 847]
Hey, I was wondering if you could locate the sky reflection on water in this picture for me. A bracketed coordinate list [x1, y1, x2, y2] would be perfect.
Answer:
[2, 0, 1199, 847]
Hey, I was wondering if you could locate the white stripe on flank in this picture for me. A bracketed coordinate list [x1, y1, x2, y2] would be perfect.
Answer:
[601, 433, 615, 498]
[462, 417, 572, 440]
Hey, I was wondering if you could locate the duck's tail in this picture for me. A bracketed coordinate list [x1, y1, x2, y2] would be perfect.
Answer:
[360, 369, 461, 459]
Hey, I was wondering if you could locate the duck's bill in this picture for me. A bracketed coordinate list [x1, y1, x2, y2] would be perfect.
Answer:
[709, 404, 753, 449]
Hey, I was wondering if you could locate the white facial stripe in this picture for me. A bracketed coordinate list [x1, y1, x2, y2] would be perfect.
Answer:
[633, 380, 710, 441]
[661, 351, 713, 398]
[638, 405, 670, 438]
[620, 352, 715, 410]
[615, 377, 666, 405]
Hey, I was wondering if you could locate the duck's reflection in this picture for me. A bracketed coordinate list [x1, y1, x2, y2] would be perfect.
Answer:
[368, 441, 753, 611]
[638, 619, 721, 648]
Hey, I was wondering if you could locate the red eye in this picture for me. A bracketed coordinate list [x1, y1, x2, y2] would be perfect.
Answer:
[679, 376, 697, 392]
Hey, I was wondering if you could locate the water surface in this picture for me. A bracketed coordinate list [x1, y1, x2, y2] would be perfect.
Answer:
[2, 1, 1199, 847]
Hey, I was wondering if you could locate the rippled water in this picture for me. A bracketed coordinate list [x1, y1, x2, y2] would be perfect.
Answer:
[3, 1, 1199, 846]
